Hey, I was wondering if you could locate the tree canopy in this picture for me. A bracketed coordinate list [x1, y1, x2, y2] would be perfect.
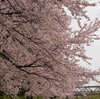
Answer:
[0, 0, 100, 97]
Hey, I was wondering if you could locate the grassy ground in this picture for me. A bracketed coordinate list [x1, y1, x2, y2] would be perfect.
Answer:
[75, 95, 100, 99]
[0, 95, 100, 99]
[0, 95, 44, 99]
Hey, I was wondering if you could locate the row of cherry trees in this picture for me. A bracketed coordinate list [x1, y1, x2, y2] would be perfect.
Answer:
[0, 0, 100, 98]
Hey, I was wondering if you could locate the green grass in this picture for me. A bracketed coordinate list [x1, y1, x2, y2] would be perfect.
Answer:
[0, 95, 45, 99]
[75, 95, 100, 99]
[0, 95, 100, 99]
[0, 95, 26, 99]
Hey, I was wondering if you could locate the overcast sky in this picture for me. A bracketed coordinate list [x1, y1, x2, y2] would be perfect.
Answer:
[82, 1, 100, 71]
[65, 0, 100, 86]
[81, 1, 100, 86]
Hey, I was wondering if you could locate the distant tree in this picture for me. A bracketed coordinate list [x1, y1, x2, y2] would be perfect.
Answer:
[0, 0, 100, 98]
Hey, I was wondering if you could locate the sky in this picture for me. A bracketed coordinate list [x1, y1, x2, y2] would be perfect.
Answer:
[65, 0, 100, 86]
[81, 1, 100, 71]
[80, 1, 100, 86]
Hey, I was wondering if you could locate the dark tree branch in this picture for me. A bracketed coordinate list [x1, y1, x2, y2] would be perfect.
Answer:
[1, 12, 22, 15]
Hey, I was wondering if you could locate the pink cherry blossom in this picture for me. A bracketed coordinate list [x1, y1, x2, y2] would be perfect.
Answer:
[0, 0, 100, 97]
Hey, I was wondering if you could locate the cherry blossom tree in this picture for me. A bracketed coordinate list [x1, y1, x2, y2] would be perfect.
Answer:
[0, 0, 100, 98]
